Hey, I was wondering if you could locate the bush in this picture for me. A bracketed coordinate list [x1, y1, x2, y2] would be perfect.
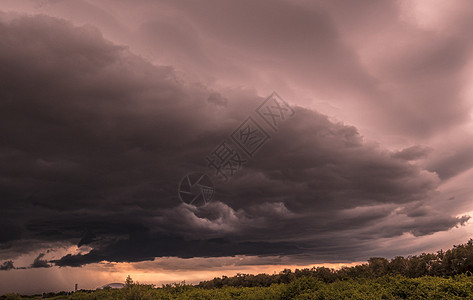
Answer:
[280, 276, 323, 299]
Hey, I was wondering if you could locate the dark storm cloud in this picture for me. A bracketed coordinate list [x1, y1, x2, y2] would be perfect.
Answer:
[0, 13, 467, 267]
[52, 233, 301, 267]
[30, 253, 51, 268]
[0, 261, 15, 271]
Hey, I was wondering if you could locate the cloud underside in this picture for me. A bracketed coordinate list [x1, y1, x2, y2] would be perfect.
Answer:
[0, 13, 468, 268]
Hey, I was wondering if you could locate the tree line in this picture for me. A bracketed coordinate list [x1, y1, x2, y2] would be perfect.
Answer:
[197, 239, 473, 289]
[5, 239, 473, 299]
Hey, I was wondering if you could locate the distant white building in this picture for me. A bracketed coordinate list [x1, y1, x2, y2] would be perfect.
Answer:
[98, 283, 125, 290]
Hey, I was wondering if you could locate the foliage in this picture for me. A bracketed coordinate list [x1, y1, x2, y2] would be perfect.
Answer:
[6, 275, 473, 299]
[197, 239, 473, 289]
[6, 239, 473, 299]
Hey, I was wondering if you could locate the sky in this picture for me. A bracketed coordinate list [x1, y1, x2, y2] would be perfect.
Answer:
[1, 0, 473, 295]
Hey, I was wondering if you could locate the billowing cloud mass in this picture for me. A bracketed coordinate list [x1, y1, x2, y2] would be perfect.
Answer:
[1, 0, 473, 294]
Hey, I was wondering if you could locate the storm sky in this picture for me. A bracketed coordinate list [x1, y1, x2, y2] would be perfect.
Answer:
[2, 0, 473, 294]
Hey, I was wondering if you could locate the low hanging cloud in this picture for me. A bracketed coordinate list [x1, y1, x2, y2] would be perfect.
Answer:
[0, 13, 468, 268]
[30, 253, 51, 269]
[392, 145, 433, 161]
[0, 261, 15, 271]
